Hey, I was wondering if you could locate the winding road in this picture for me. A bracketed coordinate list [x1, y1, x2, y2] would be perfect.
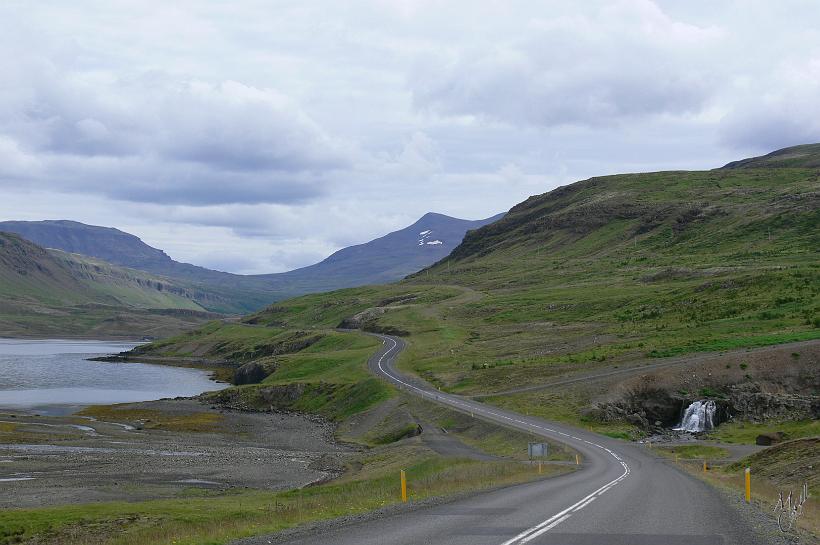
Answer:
[275, 334, 768, 545]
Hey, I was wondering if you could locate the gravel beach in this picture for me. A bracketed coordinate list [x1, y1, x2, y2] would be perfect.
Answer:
[0, 398, 350, 508]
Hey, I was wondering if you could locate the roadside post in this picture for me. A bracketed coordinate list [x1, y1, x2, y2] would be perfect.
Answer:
[575, 454, 581, 465]
[400, 470, 407, 502]
[745, 467, 751, 503]
[703, 461, 708, 472]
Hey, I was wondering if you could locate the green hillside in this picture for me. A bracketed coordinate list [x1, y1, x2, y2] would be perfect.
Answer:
[246, 152, 819, 387]
[136, 144, 819, 432]
[0, 232, 219, 338]
[52, 250, 206, 311]
[722, 143, 820, 169]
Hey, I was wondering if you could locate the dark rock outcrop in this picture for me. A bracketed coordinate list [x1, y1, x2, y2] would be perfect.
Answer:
[260, 383, 307, 405]
[727, 383, 819, 422]
[582, 387, 686, 432]
[233, 362, 269, 385]
[756, 432, 786, 446]
[338, 307, 388, 329]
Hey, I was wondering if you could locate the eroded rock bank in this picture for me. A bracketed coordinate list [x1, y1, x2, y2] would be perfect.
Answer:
[581, 341, 819, 436]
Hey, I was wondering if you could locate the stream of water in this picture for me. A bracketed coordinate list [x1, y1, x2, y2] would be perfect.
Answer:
[674, 400, 717, 432]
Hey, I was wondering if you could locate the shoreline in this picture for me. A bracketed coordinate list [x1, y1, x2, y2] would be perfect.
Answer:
[0, 397, 348, 509]
[0, 334, 150, 342]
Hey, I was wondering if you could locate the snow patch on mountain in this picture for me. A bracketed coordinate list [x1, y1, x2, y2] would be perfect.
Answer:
[418, 229, 437, 246]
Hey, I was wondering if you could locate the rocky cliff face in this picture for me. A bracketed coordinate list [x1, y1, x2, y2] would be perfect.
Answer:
[586, 382, 818, 433]
[727, 383, 819, 422]
[581, 341, 819, 433]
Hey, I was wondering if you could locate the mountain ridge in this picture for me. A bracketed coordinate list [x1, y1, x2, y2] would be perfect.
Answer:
[0, 232, 219, 338]
[721, 143, 820, 169]
[0, 212, 503, 314]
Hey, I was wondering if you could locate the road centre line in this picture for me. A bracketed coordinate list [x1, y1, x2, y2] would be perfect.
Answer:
[371, 335, 631, 545]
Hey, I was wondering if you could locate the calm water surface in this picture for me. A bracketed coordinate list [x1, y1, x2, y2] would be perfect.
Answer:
[0, 339, 227, 414]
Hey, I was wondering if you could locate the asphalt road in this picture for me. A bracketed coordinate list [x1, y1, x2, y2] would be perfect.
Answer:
[274, 334, 768, 545]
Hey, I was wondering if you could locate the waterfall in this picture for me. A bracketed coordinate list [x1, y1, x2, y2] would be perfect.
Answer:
[674, 400, 717, 432]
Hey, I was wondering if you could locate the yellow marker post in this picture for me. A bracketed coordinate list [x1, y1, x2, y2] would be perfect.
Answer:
[703, 461, 708, 472]
[745, 467, 751, 503]
[575, 454, 581, 465]
[400, 470, 407, 503]
[538, 461, 542, 474]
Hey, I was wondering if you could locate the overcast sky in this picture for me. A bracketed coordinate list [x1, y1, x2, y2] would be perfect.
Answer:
[1, 1, 818, 274]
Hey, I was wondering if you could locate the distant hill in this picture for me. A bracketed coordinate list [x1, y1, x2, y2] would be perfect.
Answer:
[721, 143, 820, 169]
[267, 212, 505, 292]
[0, 232, 219, 338]
[0, 212, 503, 312]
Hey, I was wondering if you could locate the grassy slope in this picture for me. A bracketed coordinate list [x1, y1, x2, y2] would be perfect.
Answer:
[241, 162, 819, 435]
[135, 159, 818, 428]
[52, 250, 206, 311]
[0, 233, 217, 337]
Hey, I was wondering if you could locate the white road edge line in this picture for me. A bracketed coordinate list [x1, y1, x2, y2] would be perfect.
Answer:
[371, 335, 632, 545]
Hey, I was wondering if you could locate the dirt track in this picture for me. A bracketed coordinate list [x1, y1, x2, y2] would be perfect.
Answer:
[474, 338, 820, 399]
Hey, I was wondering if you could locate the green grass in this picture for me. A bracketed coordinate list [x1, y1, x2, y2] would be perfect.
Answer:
[244, 284, 464, 330]
[486, 388, 641, 440]
[78, 406, 224, 433]
[656, 445, 730, 460]
[707, 419, 820, 445]
[0, 452, 566, 545]
[269, 332, 381, 383]
[134, 322, 292, 359]
[206, 377, 392, 423]
[291, 379, 392, 421]
[401, 395, 577, 461]
[646, 329, 820, 358]
[135, 164, 819, 404]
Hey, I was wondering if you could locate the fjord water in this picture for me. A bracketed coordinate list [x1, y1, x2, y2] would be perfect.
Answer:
[0, 339, 226, 415]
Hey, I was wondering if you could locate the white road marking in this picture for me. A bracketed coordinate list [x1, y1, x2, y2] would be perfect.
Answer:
[371, 334, 632, 545]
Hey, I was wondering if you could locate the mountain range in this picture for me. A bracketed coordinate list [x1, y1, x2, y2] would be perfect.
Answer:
[0, 212, 502, 336]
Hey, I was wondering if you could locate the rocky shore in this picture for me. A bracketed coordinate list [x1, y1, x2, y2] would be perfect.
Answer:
[0, 398, 349, 508]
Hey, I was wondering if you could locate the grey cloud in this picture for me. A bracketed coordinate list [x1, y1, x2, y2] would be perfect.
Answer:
[719, 113, 820, 153]
[718, 61, 820, 152]
[0, 53, 348, 205]
[411, 3, 721, 128]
